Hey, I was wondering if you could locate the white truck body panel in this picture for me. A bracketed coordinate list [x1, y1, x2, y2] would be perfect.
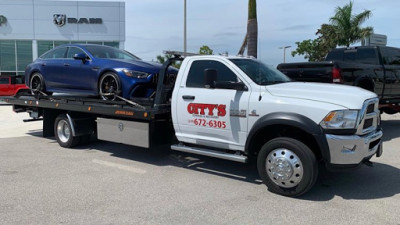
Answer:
[172, 55, 379, 151]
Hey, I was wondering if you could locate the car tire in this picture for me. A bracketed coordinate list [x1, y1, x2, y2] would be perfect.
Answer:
[30, 73, 52, 96]
[54, 114, 81, 148]
[257, 137, 318, 197]
[99, 72, 121, 101]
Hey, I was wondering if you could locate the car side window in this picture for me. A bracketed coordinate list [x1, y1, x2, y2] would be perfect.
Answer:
[343, 50, 356, 62]
[67, 47, 86, 59]
[186, 60, 238, 88]
[382, 47, 400, 65]
[0, 78, 9, 84]
[41, 47, 67, 59]
[355, 48, 378, 64]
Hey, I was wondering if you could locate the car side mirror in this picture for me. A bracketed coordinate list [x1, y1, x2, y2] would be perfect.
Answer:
[73, 53, 87, 62]
[204, 68, 217, 89]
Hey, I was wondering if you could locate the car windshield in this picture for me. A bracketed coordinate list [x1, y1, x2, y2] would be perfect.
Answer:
[229, 59, 290, 85]
[85, 45, 141, 60]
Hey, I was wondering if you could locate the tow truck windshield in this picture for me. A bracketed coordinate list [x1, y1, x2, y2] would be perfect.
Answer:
[230, 59, 290, 85]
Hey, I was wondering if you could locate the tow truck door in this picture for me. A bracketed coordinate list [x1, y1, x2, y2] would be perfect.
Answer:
[175, 59, 250, 150]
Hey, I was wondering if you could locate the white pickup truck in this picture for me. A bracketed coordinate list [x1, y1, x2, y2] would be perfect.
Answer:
[3, 52, 383, 197]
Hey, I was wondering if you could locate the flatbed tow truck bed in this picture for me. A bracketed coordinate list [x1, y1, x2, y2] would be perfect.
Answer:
[2, 94, 170, 121]
[0, 92, 174, 149]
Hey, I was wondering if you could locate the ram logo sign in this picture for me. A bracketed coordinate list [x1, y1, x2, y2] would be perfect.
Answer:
[0, 15, 7, 26]
[53, 14, 66, 27]
[53, 14, 103, 27]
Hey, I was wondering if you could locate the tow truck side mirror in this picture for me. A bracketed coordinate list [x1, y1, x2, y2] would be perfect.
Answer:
[204, 69, 217, 89]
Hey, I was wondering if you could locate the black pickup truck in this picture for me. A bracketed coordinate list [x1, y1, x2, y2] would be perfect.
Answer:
[277, 46, 400, 114]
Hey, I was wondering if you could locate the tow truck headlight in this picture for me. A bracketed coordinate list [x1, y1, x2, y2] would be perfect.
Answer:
[123, 69, 150, 79]
[320, 110, 359, 129]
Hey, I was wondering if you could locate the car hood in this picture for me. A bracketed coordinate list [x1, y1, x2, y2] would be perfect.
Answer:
[266, 82, 377, 109]
[102, 59, 178, 73]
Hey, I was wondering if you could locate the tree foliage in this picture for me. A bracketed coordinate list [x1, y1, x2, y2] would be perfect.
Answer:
[330, 1, 373, 47]
[199, 45, 213, 55]
[292, 1, 373, 61]
[155, 45, 214, 68]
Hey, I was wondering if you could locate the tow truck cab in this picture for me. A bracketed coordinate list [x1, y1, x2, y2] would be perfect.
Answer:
[171, 55, 382, 196]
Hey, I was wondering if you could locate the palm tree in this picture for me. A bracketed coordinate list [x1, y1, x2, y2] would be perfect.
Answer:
[329, 1, 373, 47]
[238, 0, 257, 58]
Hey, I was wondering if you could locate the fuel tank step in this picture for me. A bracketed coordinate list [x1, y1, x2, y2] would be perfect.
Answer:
[171, 143, 247, 163]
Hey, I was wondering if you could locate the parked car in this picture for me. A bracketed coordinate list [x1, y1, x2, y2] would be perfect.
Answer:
[0, 76, 28, 96]
[277, 46, 400, 114]
[25, 44, 177, 100]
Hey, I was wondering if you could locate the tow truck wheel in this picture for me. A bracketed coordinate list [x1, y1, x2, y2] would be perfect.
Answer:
[54, 114, 80, 148]
[257, 137, 318, 197]
[99, 72, 121, 101]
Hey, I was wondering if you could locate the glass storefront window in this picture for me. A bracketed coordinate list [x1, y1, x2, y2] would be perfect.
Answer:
[16, 41, 32, 72]
[87, 41, 102, 45]
[54, 41, 69, 47]
[0, 40, 121, 76]
[0, 40, 16, 72]
[37, 41, 54, 57]
[104, 42, 119, 48]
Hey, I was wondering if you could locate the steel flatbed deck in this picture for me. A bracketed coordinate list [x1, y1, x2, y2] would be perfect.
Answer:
[1, 94, 171, 121]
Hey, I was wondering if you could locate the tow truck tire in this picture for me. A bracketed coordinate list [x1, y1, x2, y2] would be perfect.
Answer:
[54, 114, 80, 148]
[257, 137, 318, 197]
[99, 72, 121, 101]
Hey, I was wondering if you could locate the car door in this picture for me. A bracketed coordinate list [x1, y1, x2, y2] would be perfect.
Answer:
[382, 47, 400, 98]
[175, 59, 250, 151]
[0, 77, 11, 96]
[39, 47, 68, 89]
[64, 47, 97, 91]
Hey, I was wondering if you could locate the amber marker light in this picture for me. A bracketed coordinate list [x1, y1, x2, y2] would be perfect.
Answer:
[144, 112, 148, 118]
[88, 107, 91, 111]
[323, 112, 336, 122]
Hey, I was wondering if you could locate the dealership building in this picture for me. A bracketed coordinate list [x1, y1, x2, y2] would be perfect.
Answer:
[0, 0, 125, 76]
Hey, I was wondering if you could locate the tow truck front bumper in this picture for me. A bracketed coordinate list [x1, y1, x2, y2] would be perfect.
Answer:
[326, 129, 383, 165]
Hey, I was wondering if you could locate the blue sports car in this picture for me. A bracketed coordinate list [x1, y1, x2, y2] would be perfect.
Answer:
[25, 44, 176, 100]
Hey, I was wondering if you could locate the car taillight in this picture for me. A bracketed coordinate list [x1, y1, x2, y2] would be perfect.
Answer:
[332, 67, 342, 83]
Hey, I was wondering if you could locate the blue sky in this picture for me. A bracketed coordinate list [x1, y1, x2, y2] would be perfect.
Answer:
[119, 0, 398, 65]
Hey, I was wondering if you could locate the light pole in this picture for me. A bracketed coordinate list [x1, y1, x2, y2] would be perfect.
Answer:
[184, 0, 187, 56]
[279, 46, 291, 63]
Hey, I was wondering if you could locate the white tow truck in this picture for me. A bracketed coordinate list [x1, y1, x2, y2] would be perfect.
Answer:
[2, 52, 383, 197]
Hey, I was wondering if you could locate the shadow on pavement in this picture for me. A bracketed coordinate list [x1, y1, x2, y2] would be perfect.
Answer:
[381, 119, 400, 141]
[300, 163, 400, 201]
[76, 140, 263, 185]
[25, 119, 399, 199]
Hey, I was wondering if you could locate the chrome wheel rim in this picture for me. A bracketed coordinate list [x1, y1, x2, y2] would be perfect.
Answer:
[266, 148, 304, 188]
[57, 120, 70, 143]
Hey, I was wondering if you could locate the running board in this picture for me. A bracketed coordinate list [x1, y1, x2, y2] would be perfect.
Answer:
[171, 144, 247, 163]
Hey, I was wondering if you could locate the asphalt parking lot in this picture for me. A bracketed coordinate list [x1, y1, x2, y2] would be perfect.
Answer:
[0, 103, 399, 225]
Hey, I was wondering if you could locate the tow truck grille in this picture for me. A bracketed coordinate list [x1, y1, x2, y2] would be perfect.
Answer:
[356, 98, 379, 135]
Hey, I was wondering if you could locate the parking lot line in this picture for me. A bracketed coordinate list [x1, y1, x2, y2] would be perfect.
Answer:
[92, 159, 146, 174]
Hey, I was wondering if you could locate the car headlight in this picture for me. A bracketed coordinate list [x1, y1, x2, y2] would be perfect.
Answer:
[320, 110, 359, 129]
[122, 69, 151, 79]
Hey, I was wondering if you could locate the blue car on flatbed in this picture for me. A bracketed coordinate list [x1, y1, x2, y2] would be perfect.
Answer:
[25, 44, 176, 100]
